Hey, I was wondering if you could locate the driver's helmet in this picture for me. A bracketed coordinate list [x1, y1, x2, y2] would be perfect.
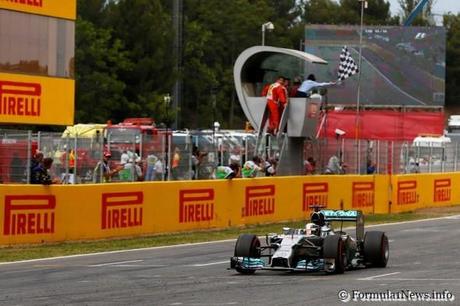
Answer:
[305, 223, 319, 236]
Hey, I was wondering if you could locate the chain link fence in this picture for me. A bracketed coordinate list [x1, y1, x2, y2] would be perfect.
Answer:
[1, 127, 458, 184]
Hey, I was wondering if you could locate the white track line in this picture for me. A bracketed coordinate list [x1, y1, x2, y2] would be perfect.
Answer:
[358, 272, 401, 280]
[89, 259, 143, 267]
[189, 260, 229, 267]
[0, 239, 236, 265]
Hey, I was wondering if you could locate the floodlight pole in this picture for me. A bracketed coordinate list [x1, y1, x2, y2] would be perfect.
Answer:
[355, 0, 366, 173]
[261, 22, 274, 46]
[262, 24, 266, 46]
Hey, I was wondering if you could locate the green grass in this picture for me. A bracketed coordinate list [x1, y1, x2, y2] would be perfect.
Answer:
[0, 209, 455, 263]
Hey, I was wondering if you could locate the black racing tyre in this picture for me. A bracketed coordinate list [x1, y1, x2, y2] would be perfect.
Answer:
[363, 231, 389, 268]
[234, 234, 261, 258]
[323, 235, 345, 274]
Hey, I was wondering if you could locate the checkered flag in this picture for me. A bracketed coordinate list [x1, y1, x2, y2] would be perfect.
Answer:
[337, 46, 359, 81]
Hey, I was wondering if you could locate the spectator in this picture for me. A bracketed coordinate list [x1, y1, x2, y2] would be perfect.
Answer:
[192, 145, 207, 180]
[153, 155, 164, 181]
[305, 157, 316, 175]
[120, 157, 143, 181]
[30, 151, 44, 170]
[264, 157, 277, 176]
[29, 151, 44, 183]
[171, 146, 181, 180]
[145, 153, 158, 181]
[120, 150, 129, 166]
[242, 156, 264, 178]
[214, 165, 236, 179]
[324, 155, 344, 174]
[366, 160, 376, 174]
[92, 151, 121, 183]
[30, 157, 58, 185]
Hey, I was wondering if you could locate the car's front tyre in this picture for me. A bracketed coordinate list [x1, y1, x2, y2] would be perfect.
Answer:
[234, 234, 261, 275]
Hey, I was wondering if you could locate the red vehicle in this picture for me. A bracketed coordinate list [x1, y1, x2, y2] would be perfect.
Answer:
[0, 138, 38, 183]
[105, 118, 169, 166]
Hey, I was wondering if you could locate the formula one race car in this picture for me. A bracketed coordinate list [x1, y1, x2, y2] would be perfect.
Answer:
[230, 210, 389, 274]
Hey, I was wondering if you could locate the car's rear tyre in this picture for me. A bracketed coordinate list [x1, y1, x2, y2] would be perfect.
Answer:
[234, 234, 260, 275]
[363, 231, 389, 268]
[323, 235, 345, 274]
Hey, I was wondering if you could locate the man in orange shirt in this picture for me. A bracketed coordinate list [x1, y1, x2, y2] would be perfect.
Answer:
[265, 76, 287, 135]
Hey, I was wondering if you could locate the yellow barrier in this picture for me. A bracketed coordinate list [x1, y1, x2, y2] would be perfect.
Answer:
[0, 0, 77, 20]
[0, 73, 75, 125]
[0, 173, 458, 245]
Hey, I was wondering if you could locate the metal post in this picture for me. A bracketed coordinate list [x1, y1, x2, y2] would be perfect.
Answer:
[167, 133, 172, 180]
[261, 24, 265, 46]
[355, 0, 366, 174]
[455, 142, 458, 172]
[26, 130, 32, 184]
[73, 135, 78, 183]
[172, 0, 183, 129]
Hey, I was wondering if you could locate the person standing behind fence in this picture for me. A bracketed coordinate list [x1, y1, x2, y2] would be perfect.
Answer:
[31, 157, 58, 185]
[305, 157, 316, 175]
[153, 154, 164, 181]
[145, 153, 158, 181]
[171, 146, 181, 180]
[214, 165, 236, 179]
[242, 156, 264, 178]
[92, 151, 121, 183]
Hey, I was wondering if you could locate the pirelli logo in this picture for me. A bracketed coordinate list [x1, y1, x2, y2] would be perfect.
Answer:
[179, 189, 214, 223]
[101, 192, 143, 229]
[242, 185, 275, 217]
[3, 195, 55, 235]
[434, 179, 451, 202]
[0, 81, 41, 117]
[303, 183, 328, 211]
[1, 0, 43, 8]
[352, 182, 374, 208]
[397, 180, 419, 205]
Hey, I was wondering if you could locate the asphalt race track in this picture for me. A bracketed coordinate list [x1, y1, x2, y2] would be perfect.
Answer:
[1, 216, 460, 305]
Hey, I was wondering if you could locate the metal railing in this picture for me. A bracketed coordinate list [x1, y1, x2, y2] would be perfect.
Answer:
[1, 128, 457, 184]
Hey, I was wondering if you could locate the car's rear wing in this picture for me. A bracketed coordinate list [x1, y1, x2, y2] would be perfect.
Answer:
[319, 210, 364, 241]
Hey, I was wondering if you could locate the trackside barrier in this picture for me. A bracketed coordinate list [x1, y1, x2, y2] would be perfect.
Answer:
[0, 173, 459, 245]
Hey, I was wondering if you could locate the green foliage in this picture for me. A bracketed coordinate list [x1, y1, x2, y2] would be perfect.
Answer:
[73, 0, 457, 128]
[398, 0, 434, 26]
[75, 19, 132, 123]
[444, 14, 460, 106]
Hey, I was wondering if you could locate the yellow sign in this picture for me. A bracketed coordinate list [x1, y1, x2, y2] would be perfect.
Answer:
[0, 72, 74, 125]
[1, 173, 460, 245]
[0, 0, 76, 20]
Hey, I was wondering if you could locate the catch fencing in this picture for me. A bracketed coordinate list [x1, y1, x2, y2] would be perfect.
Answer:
[0, 128, 458, 184]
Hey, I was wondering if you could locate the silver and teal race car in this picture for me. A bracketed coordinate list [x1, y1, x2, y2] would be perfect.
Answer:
[230, 210, 389, 274]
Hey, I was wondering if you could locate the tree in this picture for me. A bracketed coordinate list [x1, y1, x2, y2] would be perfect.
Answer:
[75, 19, 132, 123]
[301, 0, 342, 24]
[339, 0, 396, 25]
[105, 0, 176, 123]
[444, 13, 460, 106]
[398, 0, 434, 26]
[181, 0, 280, 128]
